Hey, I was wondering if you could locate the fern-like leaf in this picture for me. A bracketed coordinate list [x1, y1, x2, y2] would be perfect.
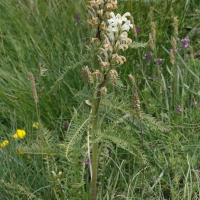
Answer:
[65, 115, 93, 161]
[19, 124, 60, 155]
[129, 41, 149, 49]
[101, 98, 171, 132]
[19, 143, 60, 156]
[98, 131, 142, 158]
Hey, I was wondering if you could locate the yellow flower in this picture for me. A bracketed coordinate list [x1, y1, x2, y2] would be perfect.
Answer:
[0, 140, 9, 148]
[18, 149, 30, 159]
[18, 149, 24, 154]
[13, 129, 26, 139]
[33, 122, 39, 129]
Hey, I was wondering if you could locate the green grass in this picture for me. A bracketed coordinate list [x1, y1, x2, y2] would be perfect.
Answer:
[1, 0, 200, 199]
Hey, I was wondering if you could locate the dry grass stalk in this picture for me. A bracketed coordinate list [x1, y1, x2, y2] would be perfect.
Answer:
[173, 17, 179, 38]
[29, 72, 38, 104]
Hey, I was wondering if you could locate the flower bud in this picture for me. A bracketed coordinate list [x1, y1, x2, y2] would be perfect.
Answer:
[52, 171, 57, 178]
[99, 74, 104, 83]
[115, 33, 119, 40]
[110, 60, 116, 66]
[113, 46, 118, 53]
[95, 40, 101, 47]
[100, 31, 105, 38]
[104, 66, 110, 73]
[57, 179, 61, 185]
[101, 86, 107, 96]
[58, 171, 62, 176]
[118, 24, 121, 31]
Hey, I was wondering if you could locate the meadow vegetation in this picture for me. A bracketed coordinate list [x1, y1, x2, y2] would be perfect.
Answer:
[1, 0, 200, 199]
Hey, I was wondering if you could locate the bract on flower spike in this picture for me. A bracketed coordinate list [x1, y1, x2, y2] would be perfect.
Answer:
[101, 86, 107, 96]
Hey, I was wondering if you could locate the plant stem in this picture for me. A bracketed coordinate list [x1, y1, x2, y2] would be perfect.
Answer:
[140, 120, 144, 199]
[90, 97, 101, 200]
[90, 56, 101, 200]
[171, 58, 177, 112]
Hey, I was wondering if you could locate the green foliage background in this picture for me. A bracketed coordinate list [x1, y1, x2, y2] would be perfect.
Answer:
[1, 0, 200, 199]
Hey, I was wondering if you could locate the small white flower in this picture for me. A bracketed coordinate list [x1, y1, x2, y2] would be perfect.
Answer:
[107, 24, 118, 33]
[115, 12, 131, 24]
[119, 31, 128, 40]
[109, 12, 116, 19]
[118, 32, 132, 44]
[107, 12, 133, 35]
[107, 32, 115, 42]
[121, 20, 133, 32]
[108, 12, 131, 26]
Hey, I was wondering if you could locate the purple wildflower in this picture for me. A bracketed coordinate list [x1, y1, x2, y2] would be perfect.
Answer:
[136, 27, 140, 34]
[146, 58, 153, 63]
[151, 176, 155, 179]
[181, 38, 189, 49]
[195, 29, 198, 33]
[160, 67, 163, 70]
[144, 51, 152, 57]
[195, 102, 200, 107]
[74, 13, 82, 23]
[74, 13, 81, 19]
[170, 48, 179, 52]
[149, 144, 153, 149]
[151, 75, 156, 80]
[157, 58, 162, 63]
[63, 123, 69, 128]
[64, 123, 69, 128]
[176, 105, 182, 112]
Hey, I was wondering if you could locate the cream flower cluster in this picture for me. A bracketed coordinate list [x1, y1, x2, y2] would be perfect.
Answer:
[98, 12, 132, 69]
[108, 12, 133, 33]
[86, 0, 117, 27]
[106, 12, 133, 46]
[85, 0, 133, 96]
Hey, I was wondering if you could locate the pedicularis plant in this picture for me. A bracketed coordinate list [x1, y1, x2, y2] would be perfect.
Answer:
[84, 0, 133, 199]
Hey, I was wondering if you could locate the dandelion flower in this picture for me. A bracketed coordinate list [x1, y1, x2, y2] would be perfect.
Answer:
[33, 122, 39, 129]
[0, 140, 9, 148]
[13, 129, 26, 139]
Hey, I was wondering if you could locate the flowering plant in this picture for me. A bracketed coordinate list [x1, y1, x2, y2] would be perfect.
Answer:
[13, 129, 26, 139]
[84, 0, 133, 199]
[0, 140, 9, 148]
